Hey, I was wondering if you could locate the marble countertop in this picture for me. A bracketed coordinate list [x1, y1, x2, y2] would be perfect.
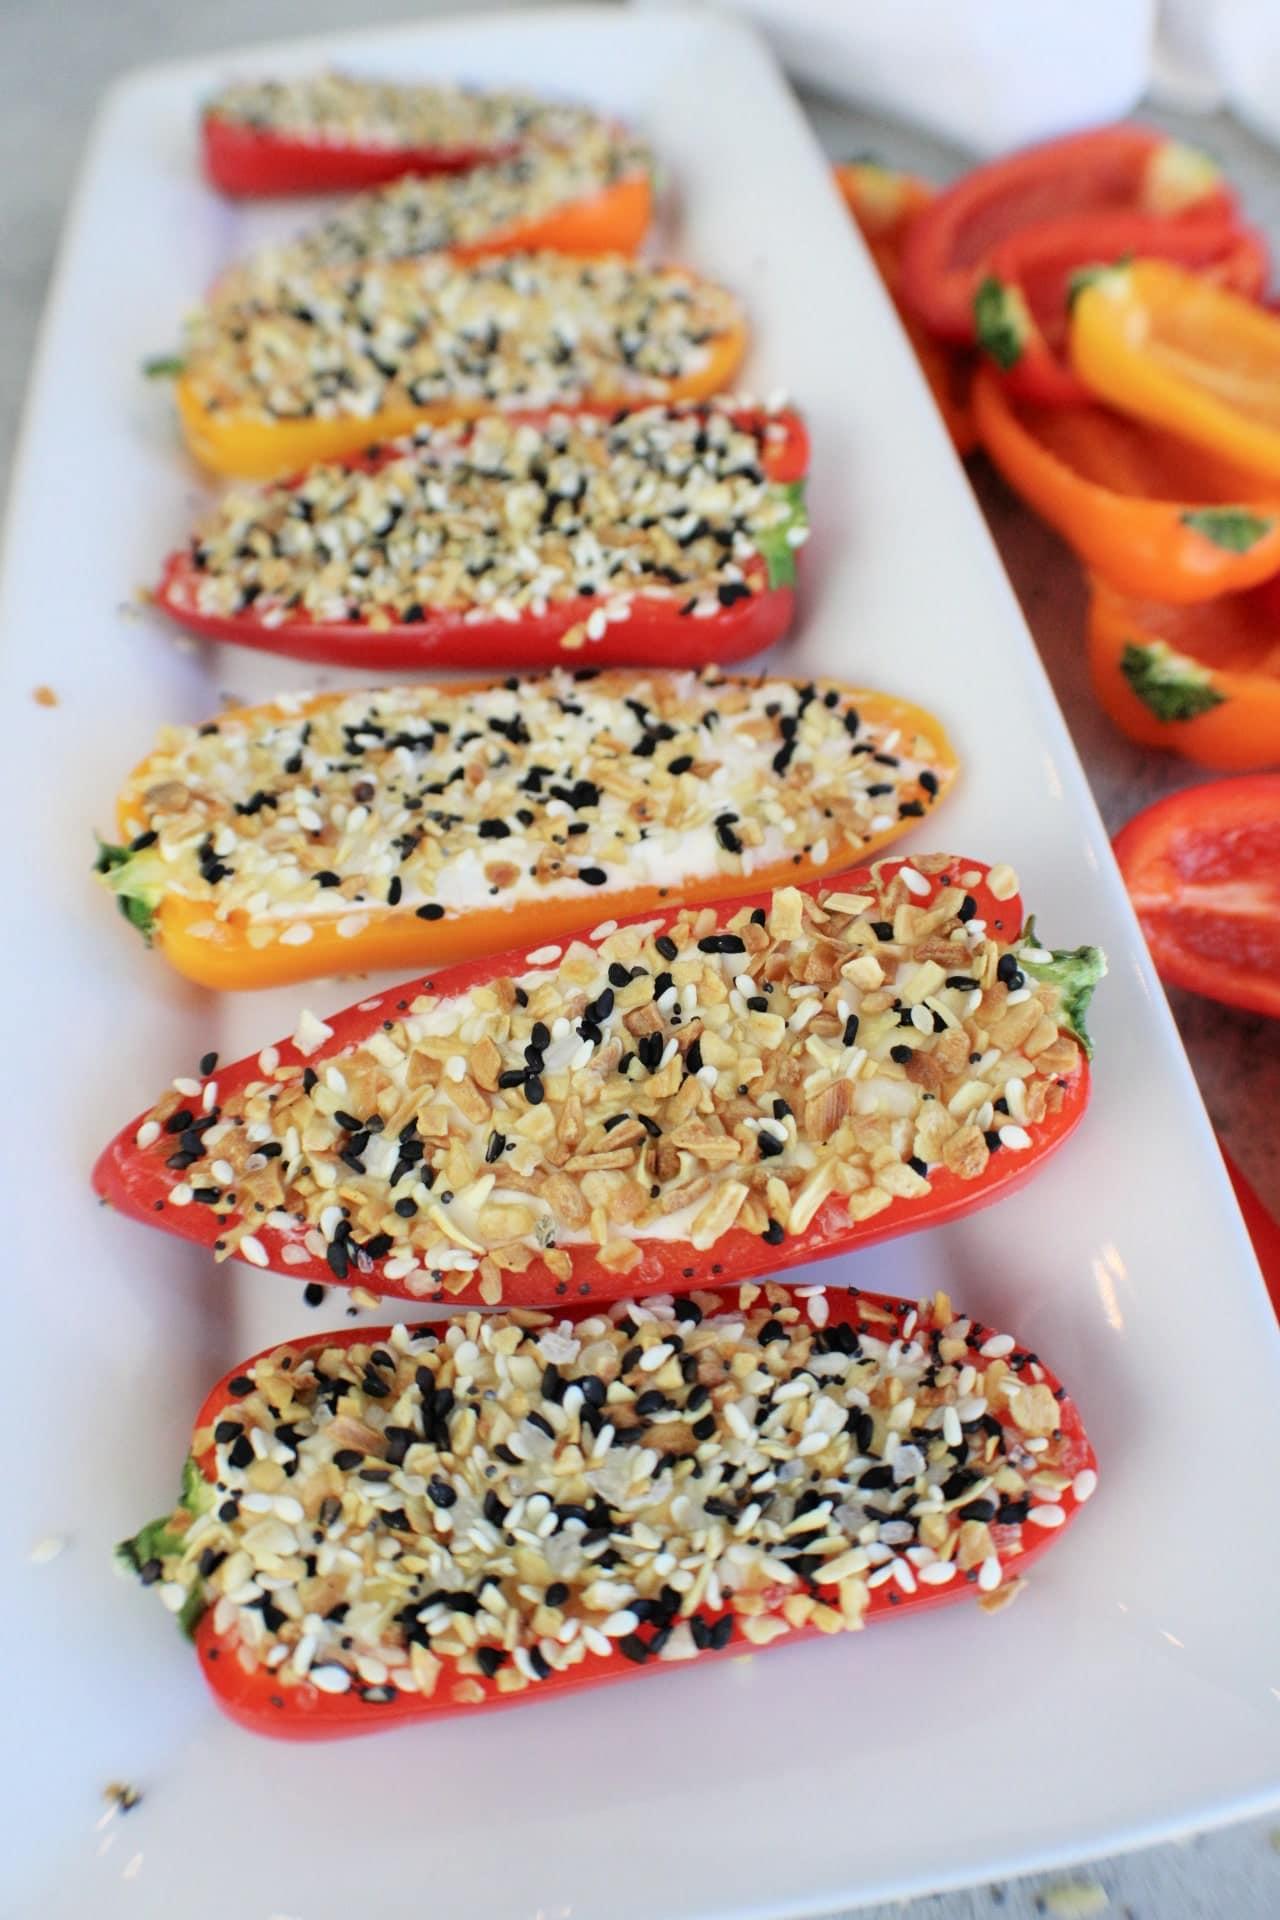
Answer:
[1, 1, 1275, 1913]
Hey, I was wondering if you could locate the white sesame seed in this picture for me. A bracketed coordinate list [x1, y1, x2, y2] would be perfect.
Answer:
[309, 1665, 353, 1693]
[998, 1125, 1033, 1151]
[134, 1121, 161, 1149]
[1028, 1503, 1066, 1529]
[899, 866, 930, 897]
[979, 1334, 1016, 1358]
[239, 1235, 269, 1268]
[1072, 1469, 1098, 1503]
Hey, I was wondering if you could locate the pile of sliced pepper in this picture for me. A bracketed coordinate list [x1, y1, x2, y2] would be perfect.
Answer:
[876, 123, 1280, 767]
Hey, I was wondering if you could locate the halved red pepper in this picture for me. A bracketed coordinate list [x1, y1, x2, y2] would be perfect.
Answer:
[900, 125, 1235, 344]
[1112, 774, 1280, 1017]
[202, 113, 520, 198]
[151, 405, 809, 672]
[93, 856, 1102, 1309]
[124, 1285, 1097, 1738]
[976, 212, 1268, 407]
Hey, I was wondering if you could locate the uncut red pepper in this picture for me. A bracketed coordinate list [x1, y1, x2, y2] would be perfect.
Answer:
[900, 124, 1235, 344]
[93, 856, 1103, 1309]
[152, 405, 810, 672]
[118, 1283, 1098, 1739]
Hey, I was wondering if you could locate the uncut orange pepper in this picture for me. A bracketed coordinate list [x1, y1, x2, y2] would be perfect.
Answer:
[833, 162, 976, 456]
[1071, 261, 1280, 483]
[973, 367, 1280, 602]
[1088, 574, 1280, 770]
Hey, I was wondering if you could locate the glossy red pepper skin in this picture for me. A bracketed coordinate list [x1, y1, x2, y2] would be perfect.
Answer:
[1222, 1147, 1280, 1320]
[900, 125, 1236, 344]
[983, 213, 1268, 408]
[93, 857, 1093, 1310]
[151, 407, 809, 672]
[1113, 775, 1280, 1017]
[183, 1290, 1097, 1738]
[201, 112, 515, 197]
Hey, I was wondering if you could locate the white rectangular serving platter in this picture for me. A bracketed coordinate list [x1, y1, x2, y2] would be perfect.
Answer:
[3, 8, 1279, 1917]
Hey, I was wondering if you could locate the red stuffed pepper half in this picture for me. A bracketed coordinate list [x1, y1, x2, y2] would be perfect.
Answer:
[153, 403, 810, 671]
[95, 856, 1104, 1308]
[118, 1280, 1098, 1738]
